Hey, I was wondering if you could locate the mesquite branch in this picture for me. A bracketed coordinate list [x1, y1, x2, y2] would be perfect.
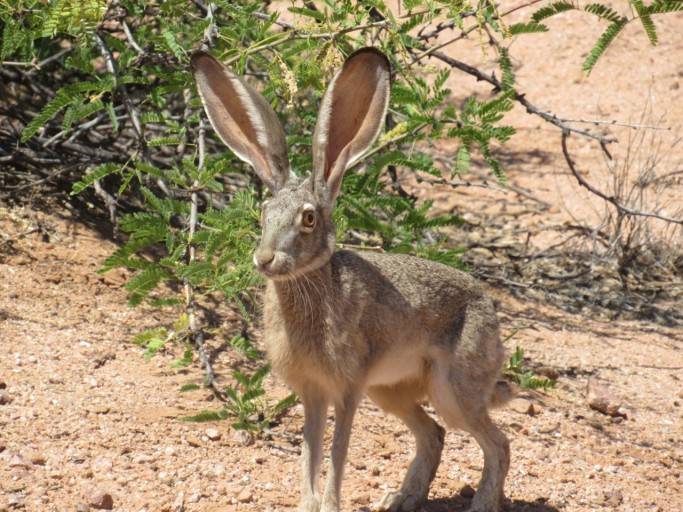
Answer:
[561, 131, 682, 225]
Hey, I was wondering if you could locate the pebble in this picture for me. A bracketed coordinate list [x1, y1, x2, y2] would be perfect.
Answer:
[186, 435, 202, 447]
[231, 430, 254, 446]
[587, 379, 626, 418]
[0, 379, 6, 389]
[509, 398, 534, 415]
[0, 391, 12, 405]
[370, 467, 380, 476]
[91, 457, 113, 473]
[9, 454, 29, 468]
[604, 490, 623, 507]
[88, 489, 113, 510]
[206, 428, 221, 441]
[237, 487, 253, 503]
[30, 453, 47, 465]
[537, 420, 559, 433]
[459, 484, 476, 499]
[7, 494, 24, 508]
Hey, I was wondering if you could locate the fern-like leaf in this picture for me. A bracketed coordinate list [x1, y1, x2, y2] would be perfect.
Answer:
[583, 3, 624, 22]
[508, 22, 548, 35]
[531, 1, 576, 22]
[21, 92, 72, 142]
[630, 0, 658, 45]
[71, 163, 120, 195]
[646, 0, 683, 14]
[499, 47, 515, 90]
[582, 18, 628, 74]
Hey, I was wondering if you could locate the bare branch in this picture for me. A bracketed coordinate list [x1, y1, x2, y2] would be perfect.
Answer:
[561, 130, 683, 225]
[94, 33, 144, 147]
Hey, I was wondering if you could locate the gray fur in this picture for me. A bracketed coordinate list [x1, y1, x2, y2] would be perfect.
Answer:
[192, 47, 511, 512]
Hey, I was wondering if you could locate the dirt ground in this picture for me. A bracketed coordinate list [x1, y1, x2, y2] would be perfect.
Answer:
[1, 2, 683, 512]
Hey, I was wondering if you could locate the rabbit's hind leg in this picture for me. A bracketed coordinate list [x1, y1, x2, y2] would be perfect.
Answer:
[369, 381, 445, 512]
[428, 359, 510, 512]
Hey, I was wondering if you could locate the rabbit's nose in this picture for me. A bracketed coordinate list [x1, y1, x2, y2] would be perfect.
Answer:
[253, 248, 275, 268]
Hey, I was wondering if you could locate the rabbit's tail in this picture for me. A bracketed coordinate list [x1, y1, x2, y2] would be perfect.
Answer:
[489, 379, 517, 408]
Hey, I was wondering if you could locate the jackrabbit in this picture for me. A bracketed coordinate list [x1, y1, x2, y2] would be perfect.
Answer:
[191, 47, 512, 512]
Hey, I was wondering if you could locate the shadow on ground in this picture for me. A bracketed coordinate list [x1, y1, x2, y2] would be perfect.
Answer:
[358, 496, 559, 512]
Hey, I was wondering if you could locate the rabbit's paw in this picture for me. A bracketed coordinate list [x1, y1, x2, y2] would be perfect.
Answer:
[373, 490, 423, 512]
[466, 497, 500, 512]
[298, 495, 321, 512]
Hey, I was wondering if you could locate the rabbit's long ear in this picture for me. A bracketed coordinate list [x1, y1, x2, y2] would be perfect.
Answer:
[312, 47, 391, 204]
[191, 51, 290, 193]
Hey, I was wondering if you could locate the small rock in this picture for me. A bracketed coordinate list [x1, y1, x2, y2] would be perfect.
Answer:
[186, 435, 202, 447]
[231, 430, 254, 447]
[88, 490, 114, 510]
[604, 490, 623, 507]
[370, 467, 380, 476]
[253, 456, 266, 465]
[237, 487, 253, 503]
[509, 398, 534, 415]
[205, 428, 221, 441]
[459, 484, 476, 499]
[92, 352, 116, 369]
[0, 380, 6, 389]
[7, 494, 24, 508]
[29, 453, 47, 465]
[90, 405, 110, 415]
[0, 391, 12, 405]
[538, 422, 559, 434]
[9, 454, 29, 468]
[76, 504, 90, 512]
[587, 379, 626, 418]
[91, 457, 113, 473]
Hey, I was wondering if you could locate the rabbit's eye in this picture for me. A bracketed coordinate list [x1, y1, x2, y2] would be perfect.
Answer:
[301, 209, 316, 230]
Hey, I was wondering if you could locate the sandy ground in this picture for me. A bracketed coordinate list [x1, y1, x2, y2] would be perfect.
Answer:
[2, 2, 683, 512]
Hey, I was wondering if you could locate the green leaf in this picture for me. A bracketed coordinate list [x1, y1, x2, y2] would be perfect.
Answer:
[508, 22, 548, 35]
[499, 47, 515, 90]
[171, 347, 194, 368]
[126, 266, 170, 306]
[630, 0, 658, 45]
[645, 1, 683, 14]
[531, 1, 577, 22]
[582, 18, 628, 74]
[162, 28, 185, 60]
[583, 3, 623, 23]
[71, 163, 120, 195]
[21, 91, 72, 142]
[454, 145, 471, 175]
[179, 383, 201, 392]
[180, 409, 228, 422]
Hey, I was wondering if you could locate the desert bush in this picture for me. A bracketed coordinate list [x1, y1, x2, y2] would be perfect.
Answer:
[2, 0, 681, 429]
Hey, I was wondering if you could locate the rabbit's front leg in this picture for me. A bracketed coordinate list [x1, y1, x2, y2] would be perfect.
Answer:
[320, 392, 360, 512]
[299, 392, 328, 512]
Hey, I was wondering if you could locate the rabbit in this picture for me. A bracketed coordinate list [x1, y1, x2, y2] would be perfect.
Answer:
[191, 47, 512, 512]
